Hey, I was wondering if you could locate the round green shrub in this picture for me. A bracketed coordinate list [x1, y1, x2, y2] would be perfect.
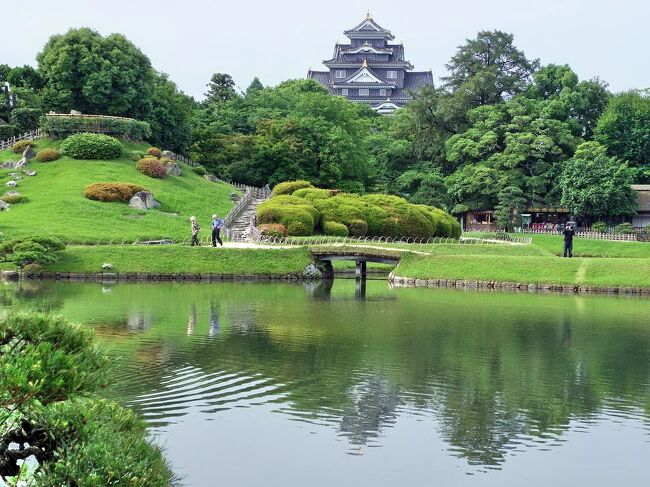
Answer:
[146, 147, 162, 158]
[313, 197, 365, 227]
[11, 140, 35, 154]
[293, 187, 332, 202]
[257, 196, 319, 234]
[35, 148, 61, 162]
[83, 183, 146, 202]
[136, 158, 167, 178]
[193, 166, 208, 176]
[1, 194, 26, 204]
[323, 221, 349, 237]
[259, 223, 287, 238]
[287, 221, 310, 236]
[272, 180, 314, 196]
[348, 219, 368, 237]
[592, 221, 608, 232]
[614, 222, 636, 234]
[60, 133, 122, 160]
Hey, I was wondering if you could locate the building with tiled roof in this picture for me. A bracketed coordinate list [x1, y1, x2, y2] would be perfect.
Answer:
[308, 14, 433, 114]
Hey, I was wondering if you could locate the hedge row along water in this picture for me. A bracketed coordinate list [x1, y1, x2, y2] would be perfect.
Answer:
[257, 180, 461, 238]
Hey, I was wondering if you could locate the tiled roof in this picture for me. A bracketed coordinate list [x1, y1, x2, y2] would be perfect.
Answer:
[307, 71, 335, 94]
[403, 71, 434, 90]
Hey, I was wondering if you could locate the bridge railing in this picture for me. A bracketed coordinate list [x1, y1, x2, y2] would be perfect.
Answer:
[255, 234, 530, 247]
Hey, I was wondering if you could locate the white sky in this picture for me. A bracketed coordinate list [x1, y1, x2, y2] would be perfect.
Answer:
[1, 0, 648, 99]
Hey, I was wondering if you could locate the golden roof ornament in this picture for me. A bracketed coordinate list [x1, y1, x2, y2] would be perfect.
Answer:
[366, 11, 372, 19]
[362, 59, 368, 68]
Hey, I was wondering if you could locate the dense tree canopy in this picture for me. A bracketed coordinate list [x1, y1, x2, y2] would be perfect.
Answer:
[559, 142, 638, 222]
[595, 90, 650, 182]
[37, 28, 154, 118]
[442, 30, 540, 107]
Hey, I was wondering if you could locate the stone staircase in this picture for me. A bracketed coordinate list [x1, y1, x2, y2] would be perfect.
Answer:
[226, 197, 267, 242]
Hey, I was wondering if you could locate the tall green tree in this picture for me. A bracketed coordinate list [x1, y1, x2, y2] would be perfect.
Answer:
[494, 186, 527, 231]
[559, 142, 637, 222]
[595, 90, 650, 181]
[245, 77, 264, 95]
[37, 28, 154, 117]
[204, 73, 238, 104]
[442, 30, 540, 107]
[145, 73, 195, 153]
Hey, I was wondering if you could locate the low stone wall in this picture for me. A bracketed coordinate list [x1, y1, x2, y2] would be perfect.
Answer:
[388, 273, 650, 296]
[19, 271, 314, 282]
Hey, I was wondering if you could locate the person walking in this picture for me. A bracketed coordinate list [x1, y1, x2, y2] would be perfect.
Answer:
[563, 224, 575, 258]
[211, 214, 224, 247]
[190, 216, 200, 246]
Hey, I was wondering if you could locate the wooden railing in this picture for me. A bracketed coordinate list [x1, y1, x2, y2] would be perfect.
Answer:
[0, 129, 43, 150]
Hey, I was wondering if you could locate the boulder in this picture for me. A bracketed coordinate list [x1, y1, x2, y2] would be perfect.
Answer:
[0, 200, 9, 211]
[302, 263, 323, 279]
[162, 150, 174, 158]
[128, 191, 160, 210]
[6, 180, 17, 188]
[4, 191, 20, 197]
[24, 170, 37, 176]
[15, 157, 27, 169]
[1, 270, 19, 280]
[0, 162, 15, 169]
[166, 163, 181, 176]
[203, 174, 219, 183]
[70, 109, 82, 115]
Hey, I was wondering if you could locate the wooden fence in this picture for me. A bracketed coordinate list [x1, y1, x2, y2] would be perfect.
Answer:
[0, 129, 43, 151]
[522, 229, 638, 241]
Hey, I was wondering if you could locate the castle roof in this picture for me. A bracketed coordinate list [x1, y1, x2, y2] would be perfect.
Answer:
[344, 14, 395, 39]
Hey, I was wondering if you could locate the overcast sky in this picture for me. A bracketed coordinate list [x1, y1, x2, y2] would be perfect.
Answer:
[1, 0, 648, 99]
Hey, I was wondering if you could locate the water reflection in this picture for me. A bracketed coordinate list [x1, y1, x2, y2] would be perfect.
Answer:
[2, 280, 650, 484]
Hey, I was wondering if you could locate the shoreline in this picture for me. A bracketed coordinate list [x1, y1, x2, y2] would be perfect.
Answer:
[389, 273, 650, 296]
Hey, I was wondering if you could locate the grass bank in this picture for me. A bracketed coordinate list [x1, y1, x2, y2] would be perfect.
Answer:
[529, 234, 650, 258]
[0, 138, 236, 243]
[394, 253, 650, 288]
[46, 245, 313, 276]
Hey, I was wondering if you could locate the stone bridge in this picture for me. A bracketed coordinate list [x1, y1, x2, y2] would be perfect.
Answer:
[311, 249, 400, 280]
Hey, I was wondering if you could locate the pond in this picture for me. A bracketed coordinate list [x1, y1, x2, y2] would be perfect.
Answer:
[2, 279, 650, 486]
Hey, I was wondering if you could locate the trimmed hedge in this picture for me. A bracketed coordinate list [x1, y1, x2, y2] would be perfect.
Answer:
[12, 140, 35, 154]
[261, 180, 460, 239]
[61, 133, 122, 160]
[11, 107, 41, 133]
[41, 114, 151, 140]
[257, 195, 320, 235]
[36, 148, 61, 162]
[83, 183, 146, 202]
[136, 158, 167, 178]
[272, 180, 313, 196]
[259, 223, 288, 238]
[147, 147, 162, 158]
[193, 166, 207, 176]
[323, 221, 349, 237]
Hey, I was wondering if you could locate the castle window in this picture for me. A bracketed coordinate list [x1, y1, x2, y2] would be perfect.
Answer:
[341, 88, 348, 96]
[335, 70, 346, 78]
[359, 88, 369, 96]
[387, 70, 397, 79]
[380, 88, 387, 96]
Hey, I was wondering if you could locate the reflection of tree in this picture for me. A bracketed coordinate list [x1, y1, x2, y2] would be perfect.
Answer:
[209, 302, 220, 337]
[339, 375, 400, 448]
[187, 304, 196, 335]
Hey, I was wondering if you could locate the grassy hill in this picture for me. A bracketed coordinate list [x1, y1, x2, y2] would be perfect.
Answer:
[0, 138, 236, 243]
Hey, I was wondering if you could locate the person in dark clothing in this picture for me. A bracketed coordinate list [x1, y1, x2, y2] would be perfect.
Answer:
[190, 216, 200, 246]
[563, 224, 575, 257]
[211, 214, 224, 247]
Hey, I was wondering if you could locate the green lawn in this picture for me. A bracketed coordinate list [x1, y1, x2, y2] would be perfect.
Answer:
[0, 138, 236, 243]
[530, 234, 650, 258]
[47, 245, 312, 275]
[394, 253, 650, 288]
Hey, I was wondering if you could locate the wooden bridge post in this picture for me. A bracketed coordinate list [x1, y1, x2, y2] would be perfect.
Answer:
[355, 260, 367, 281]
